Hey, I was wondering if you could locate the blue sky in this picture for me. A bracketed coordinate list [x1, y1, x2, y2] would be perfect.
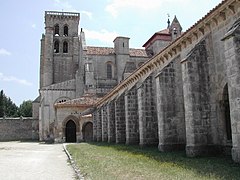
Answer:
[0, 0, 222, 106]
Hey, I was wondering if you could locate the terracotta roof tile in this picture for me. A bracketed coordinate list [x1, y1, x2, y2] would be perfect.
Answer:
[86, 46, 148, 57]
[157, 29, 170, 35]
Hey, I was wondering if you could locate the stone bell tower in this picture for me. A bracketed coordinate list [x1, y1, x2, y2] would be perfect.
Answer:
[40, 11, 80, 88]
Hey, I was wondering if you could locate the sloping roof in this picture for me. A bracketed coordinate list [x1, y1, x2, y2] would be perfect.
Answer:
[142, 29, 171, 48]
[86, 46, 148, 57]
[157, 29, 170, 35]
[55, 93, 101, 108]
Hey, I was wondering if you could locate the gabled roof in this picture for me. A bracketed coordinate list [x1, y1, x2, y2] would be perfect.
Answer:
[86, 46, 148, 57]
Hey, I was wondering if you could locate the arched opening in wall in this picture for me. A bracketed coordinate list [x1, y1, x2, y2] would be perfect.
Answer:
[54, 40, 59, 53]
[64, 25, 68, 36]
[63, 41, 68, 53]
[106, 63, 113, 79]
[65, 120, 76, 142]
[82, 122, 93, 142]
[54, 24, 59, 36]
[223, 84, 232, 141]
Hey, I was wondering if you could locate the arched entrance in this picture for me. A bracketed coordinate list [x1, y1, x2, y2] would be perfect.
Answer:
[65, 120, 76, 142]
[223, 84, 232, 141]
[82, 122, 93, 142]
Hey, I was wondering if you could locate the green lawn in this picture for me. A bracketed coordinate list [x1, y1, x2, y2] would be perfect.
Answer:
[67, 142, 240, 180]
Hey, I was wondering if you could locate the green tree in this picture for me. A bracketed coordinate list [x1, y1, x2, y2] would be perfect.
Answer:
[18, 100, 32, 117]
[4, 97, 18, 117]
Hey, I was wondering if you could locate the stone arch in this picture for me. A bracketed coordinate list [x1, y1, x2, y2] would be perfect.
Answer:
[62, 115, 80, 142]
[82, 121, 93, 142]
[223, 84, 232, 141]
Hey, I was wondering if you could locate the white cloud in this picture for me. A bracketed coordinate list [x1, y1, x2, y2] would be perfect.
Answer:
[0, 73, 32, 86]
[105, 0, 188, 18]
[53, 0, 77, 12]
[31, 24, 36, 29]
[0, 48, 11, 56]
[80, 11, 93, 19]
[84, 29, 119, 45]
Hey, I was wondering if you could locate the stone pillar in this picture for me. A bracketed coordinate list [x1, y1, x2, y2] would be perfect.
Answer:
[125, 86, 139, 145]
[137, 75, 158, 147]
[101, 105, 108, 142]
[92, 111, 97, 141]
[96, 109, 102, 142]
[115, 95, 126, 143]
[156, 60, 186, 152]
[182, 39, 213, 157]
[107, 101, 116, 143]
[222, 20, 240, 163]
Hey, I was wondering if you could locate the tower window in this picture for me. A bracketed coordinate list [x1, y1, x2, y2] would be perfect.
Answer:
[54, 40, 59, 53]
[63, 41, 68, 53]
[54, 24, 59, 36]
[64, 25, 68, 36]
[107, 64, 112, 79]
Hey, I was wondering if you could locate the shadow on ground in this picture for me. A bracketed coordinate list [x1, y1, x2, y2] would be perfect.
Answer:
[85, 142, 240, 179]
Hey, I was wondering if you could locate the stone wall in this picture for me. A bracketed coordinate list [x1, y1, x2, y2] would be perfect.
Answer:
[0, 117, 39, 141]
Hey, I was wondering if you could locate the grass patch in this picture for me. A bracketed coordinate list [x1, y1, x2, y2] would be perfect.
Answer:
[67, 142, 240, 180]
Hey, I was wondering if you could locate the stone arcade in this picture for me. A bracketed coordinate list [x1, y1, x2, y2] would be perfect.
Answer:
[90, 0, 240, 163]
[32, 0, 240, 164]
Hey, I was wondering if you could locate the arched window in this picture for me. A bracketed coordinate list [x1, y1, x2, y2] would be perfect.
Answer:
[64, 25, 68, 36]
[54, 24, 59, 36]
[107, 63, 112, 79]
[54, 40, 59, 53]
[63, 41, 68, 53]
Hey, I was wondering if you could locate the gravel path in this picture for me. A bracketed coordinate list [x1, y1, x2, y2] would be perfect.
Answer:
[0, 141, 76, 180]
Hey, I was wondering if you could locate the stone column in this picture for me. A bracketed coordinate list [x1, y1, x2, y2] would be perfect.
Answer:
[96, 108, 102, 142]
[101, 105, 108, 142]
[222, 20, 240, 163]
[156, 60, 186, 152]
[107, 101, 116, 143]
[125, 86, 139, 145]
[137, 75, 158, 147]
[92, 111, 97, 141]
[182, 39, 213, 157]
[115, 95, 126, 143]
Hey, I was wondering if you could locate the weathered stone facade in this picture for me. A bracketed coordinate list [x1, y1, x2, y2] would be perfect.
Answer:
[0, 117, 38, 141]
[35, 11, 149, 142]
[90, 0, 240, 164]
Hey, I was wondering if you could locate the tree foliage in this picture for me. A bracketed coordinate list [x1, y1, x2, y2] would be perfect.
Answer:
[18, 100, 32, 117]
[0, 90, 32, 117]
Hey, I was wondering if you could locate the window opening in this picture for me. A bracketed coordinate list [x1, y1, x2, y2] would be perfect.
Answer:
[64, 25, 68, 36]
[54, 40, 59, 53]
[54, 24, 59, 36]
[107, 64, 112, 79]
[63, 41, 68, 53]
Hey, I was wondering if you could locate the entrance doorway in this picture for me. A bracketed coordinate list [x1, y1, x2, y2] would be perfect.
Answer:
[223, 84, 232, 141]
[65, 120, 76, 142]
[83, 122, 93, 142]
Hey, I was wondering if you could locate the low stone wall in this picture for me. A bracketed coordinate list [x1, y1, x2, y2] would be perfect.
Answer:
[0, 117, 39, 141]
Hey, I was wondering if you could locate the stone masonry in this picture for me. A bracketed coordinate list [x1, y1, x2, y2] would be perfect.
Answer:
[91, 0, 240, 164]
[0, 117, 38, 141]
